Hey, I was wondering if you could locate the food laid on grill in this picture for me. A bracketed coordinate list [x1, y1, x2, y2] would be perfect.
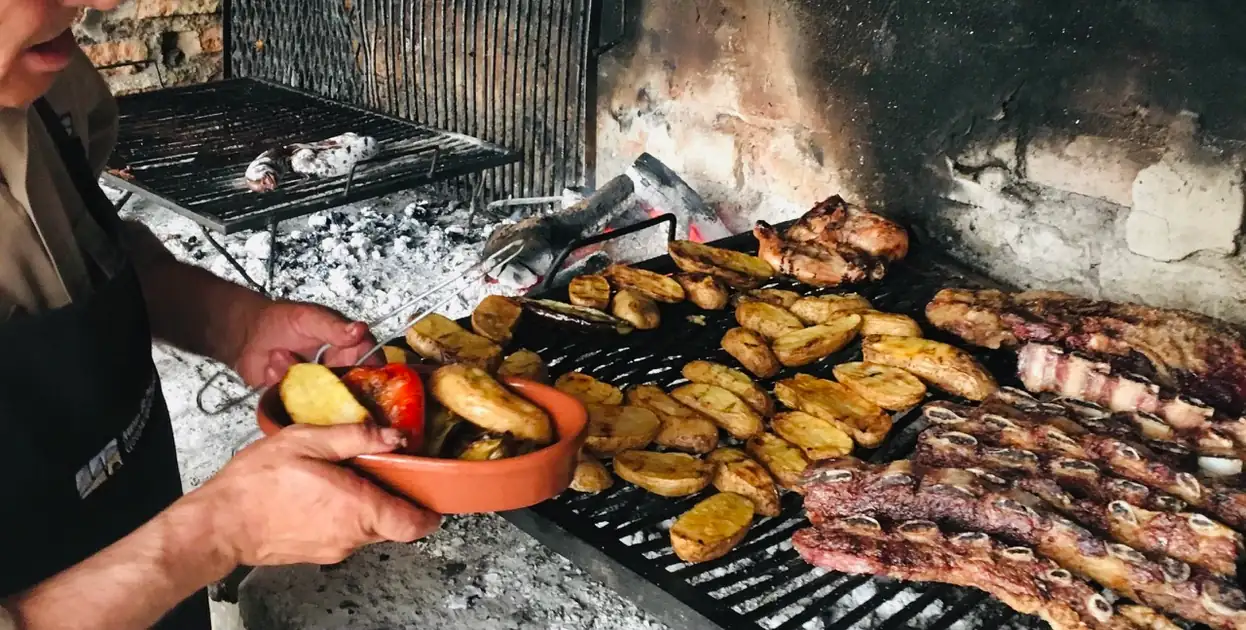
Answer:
[670, 492, 755, 563]
[469, 295, 524, 345]
[429, 364, 554, 445]
[731, 288, 801, 308]
[382, 345, 414, 364]
[746, 432, 812, 491]
[680, 360, 775, 417]
[497, 349, 549, 383]
[858, 311, 923, 338]
[554, 371, 623, 406]
[625, 385, 720, 454]
[567, 274, 611, 310]
[583, 404, 662, 455]
[771, 314, 862, 367]
[612, 450, 713, 497]
[720, 327, 781, 378]
[611, 288, 662, 330]
[793, 518, 1179, 630]
[669, 383, 765, 440]
[675, 273, 730, 310]
[602, 264, 686, 303]
[570, 451, 613, 493]
[407, 313, 503, 371]
[774, 374, 893, 448]
[831, 362, 928, 410]
[753, 196, 909, 287]
[244, 132, 380, 193]
[861, 334, 998, 401]
[770, 411, 854, 460]
[515, 297, 635, 335]
[707, 447, 781, 517]
[735, 301, 805, 340]
[925, 287, 1246, 415]
[280, 363, 372, 427]
[789, 293, 873, 325]
[667, 239, 775, 289]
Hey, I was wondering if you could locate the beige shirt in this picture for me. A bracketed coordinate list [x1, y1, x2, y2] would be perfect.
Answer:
[0, 47, 119, 321]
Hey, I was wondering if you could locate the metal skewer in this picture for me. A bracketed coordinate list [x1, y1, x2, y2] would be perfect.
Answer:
[196, 240, 526, 416]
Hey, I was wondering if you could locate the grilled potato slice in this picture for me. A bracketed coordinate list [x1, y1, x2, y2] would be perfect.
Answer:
[568, 274, 612, 310]
[861, 335, 998, 401]
[731, 289, 801, 309]
[789, 294, 873, 325]
[429, 364, 554, 444]
[471, 295, 524, 345]
[498, 349, 549, 383]
[708, 448, 780, 517]
[668, 240, 775, 289]
[570, 451, 614, 493]
[670, 383, 764, 440]
[721, 327, 781, 379]
[382, 346, 414, 364]
[407, 313, 503, 371]
[681, 360, 774, 417]
[746, 433, 811, 491]
[772, 314, 862, 367]
[676, 273, 730, 310]
[281, 363, 370, 427]
[735, 302, 805, 340]
[771, 411, 854, 460]
[584, 404, 662, 455]
[670, 492, 755, 563]
[626, 385, 720, 454]
[832, 362, 926, 410]
[774, 374, 892, 447]
[455, 435, 513, 461]
[555, 371, 623, 406]
[603, 265, 685, 303]
[858, 311, 923, 338]
[611, 288, 662, 330]
[613, 450, 713, 497]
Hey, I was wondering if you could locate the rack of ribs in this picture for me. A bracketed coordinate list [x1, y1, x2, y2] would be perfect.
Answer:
[799, 458, 1246, 629]
[924, 288, 1246, 414]
[792, 517, 1178, 630]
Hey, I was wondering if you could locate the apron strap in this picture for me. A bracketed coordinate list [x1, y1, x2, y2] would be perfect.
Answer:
[31, 98, 123, 238]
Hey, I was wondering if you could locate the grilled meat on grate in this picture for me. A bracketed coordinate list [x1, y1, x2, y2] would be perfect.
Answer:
[924, 288, 1246, 414]
[793, 518, 1178, 630]
[799, 458, 1246, 629]
[752, 196, 908, 287]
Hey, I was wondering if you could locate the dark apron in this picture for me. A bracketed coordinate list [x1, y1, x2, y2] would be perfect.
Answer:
[0, 99, 210, 628]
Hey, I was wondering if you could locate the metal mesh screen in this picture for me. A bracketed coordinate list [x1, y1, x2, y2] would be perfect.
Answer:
[226, 0, 597, 201]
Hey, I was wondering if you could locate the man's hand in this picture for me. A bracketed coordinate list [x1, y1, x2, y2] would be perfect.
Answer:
[234, 301, 385, 388]
[194, 423, 441, 567]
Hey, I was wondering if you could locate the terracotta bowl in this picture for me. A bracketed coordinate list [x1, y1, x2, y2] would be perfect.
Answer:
[255, 364, 588, 514]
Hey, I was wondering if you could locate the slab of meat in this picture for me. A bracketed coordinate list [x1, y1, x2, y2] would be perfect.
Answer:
[913, 425, 1243, 576]
[800, 458, 1246, 629]
[752, 196, 908, 287]
[244, 132, 380, 192]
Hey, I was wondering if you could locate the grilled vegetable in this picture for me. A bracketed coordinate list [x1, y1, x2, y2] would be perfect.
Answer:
[681, 360, 774, 417]
[602, 265, 685, 303]
[341, 363, 427, 447]
[612, 288, 661, 330]
[745, 432, 810, 491]
[670, 383, 764, 440]
[407, 313, 503, 371]
[789, 294, 873, 325]
[422, 403, 462, 457]
[568, 274, 611, 310]
[570, 451, 614, 493]
[497, 349, 548, 383]
[832, 361, 926, 410]
[554, 372, 623, 405]
[772, 314, 862, 367]
[708, 447, 780, 517]
[626, 385, 720, 454]
[517, 298, 634, 335]
[676, 273, 730, 310]
[455, 435, 513, 461]
[470, 295, 524, 345]
[429, 364, 554, 444]
[721, 327, 781, 378]
[858, 311, 922, 338]
[613, 450, 713, 497]
[668, 240, 775, 289]
[731, 288, 801, 309]
[382, 346, 414, 364]
[670, 492, 755, 563]
[584, 404, 662, 455]
[771, 411, 854, 460]
[861, 334, 997, 400]
[735, 301, 805, 340]
[280, 363, 370, 427]
[774, 374, 892, 448]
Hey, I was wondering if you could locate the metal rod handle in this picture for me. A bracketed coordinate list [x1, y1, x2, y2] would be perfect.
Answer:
[538, 213, 677, 293]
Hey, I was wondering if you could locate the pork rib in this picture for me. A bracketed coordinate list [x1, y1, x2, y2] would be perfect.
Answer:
[924, 288, 1246, 414]
[913, 425, 1243, 576]
[793, 518, 1178, 630]
[800, 458, 1246, 629]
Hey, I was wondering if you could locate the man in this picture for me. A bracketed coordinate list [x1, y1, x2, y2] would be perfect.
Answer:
[0, 2, 442, 628]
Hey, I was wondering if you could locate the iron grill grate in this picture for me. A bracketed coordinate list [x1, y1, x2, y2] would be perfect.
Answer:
[103, 78, 518, 234]
[479, 227, 1052, 630]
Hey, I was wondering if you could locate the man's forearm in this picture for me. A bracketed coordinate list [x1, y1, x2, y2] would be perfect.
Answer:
[5, 493, 236, 630]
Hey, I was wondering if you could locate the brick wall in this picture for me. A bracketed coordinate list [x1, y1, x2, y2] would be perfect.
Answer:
[74, 0, 223, 95]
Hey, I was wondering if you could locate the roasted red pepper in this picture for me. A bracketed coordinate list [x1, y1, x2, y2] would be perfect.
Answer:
[341, 364, 426, 450]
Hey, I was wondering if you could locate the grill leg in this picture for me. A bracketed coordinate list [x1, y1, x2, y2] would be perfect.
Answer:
[113, 191, 133, 212]
[199, 225, 268, 295]
[265, 218, 279, 294]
